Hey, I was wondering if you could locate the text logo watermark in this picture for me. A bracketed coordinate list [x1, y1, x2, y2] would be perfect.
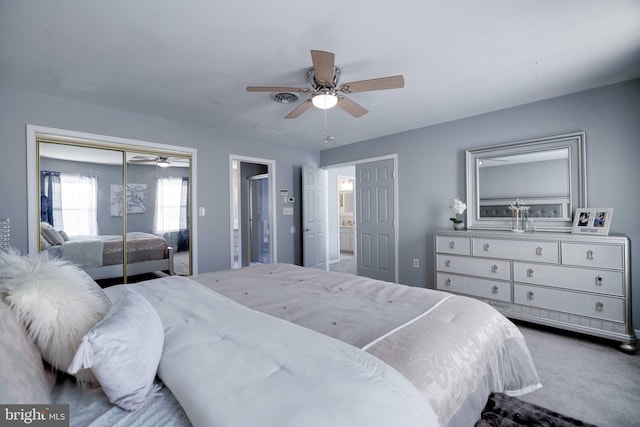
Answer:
[0, 405, 68, 427]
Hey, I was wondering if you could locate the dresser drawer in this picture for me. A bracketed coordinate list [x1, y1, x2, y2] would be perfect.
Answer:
[513, 262, 624, 296]
[514, 284, 624, 323]
[472, 238, 559, 263]
[561, 243, 624, 269]
[436, 273, 511, 302]
[437, 254, 511, 281]
[436, 235, 471, 256]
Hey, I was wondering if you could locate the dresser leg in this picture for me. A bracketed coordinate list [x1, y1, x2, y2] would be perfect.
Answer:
[619, 342, 637, 355]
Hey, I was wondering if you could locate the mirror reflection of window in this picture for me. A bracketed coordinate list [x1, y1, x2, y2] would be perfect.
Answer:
[59, 173, 98, 236]
[154, 176, 189, 234]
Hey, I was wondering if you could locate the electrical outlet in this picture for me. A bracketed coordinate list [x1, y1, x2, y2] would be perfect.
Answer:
[413, 258, 419, 268]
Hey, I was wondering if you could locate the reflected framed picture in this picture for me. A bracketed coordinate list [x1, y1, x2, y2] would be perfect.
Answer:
[572, 208, 613, 235]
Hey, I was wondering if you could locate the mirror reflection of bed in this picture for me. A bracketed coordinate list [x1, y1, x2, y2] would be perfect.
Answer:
[37, 141, 192, 285]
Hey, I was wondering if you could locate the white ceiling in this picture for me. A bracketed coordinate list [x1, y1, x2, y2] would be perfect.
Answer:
[2, 1, 639, 150]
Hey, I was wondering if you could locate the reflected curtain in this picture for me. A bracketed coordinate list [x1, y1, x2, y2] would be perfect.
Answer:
[178, 177, 189, 251]
[40, 171, 63, 228]
[154, 177, 189, 249]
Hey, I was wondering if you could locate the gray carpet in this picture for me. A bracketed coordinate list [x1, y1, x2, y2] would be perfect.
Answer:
[515, 321, 640, 427]
[329, 253, 356, 274]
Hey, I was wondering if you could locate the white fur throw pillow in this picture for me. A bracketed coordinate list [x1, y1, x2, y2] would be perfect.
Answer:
[0, 249, 111, 384]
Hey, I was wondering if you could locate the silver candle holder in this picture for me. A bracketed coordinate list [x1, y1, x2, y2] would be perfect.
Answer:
[508, 199, 529, 233]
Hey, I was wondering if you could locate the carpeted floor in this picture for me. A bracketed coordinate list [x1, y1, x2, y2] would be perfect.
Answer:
[514, 321, 640, 427]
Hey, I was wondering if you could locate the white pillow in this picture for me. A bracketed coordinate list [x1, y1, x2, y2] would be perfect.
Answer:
[69, 287, 164, 411]
[0, 249, 111, 384]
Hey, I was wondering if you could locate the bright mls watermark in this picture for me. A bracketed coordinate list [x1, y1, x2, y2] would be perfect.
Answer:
[0, 405, 68, 426]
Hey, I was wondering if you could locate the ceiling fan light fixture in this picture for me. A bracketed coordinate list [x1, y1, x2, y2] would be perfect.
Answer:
[156, 158, 171, 168]
[312, 90, 338, 109]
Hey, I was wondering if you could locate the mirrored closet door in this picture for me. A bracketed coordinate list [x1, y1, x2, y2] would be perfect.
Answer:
[32, 130, 194, 285]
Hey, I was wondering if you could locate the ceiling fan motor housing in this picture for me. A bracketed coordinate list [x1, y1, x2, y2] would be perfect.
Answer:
[307, 66, 341, 90]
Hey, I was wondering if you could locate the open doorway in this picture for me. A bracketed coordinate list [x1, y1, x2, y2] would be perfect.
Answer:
[229, 155, 277, 269]
[331, 172, 357, 275]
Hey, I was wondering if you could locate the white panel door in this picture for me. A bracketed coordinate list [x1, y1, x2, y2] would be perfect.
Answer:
[302, 165, 328, 270]
[356, 159, 395, 282]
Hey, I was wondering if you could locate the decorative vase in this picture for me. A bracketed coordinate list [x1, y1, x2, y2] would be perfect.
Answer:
[453, 222, 465, 231]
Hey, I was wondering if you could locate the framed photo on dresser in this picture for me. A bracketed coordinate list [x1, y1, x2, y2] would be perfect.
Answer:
[572, 208, 613, 235]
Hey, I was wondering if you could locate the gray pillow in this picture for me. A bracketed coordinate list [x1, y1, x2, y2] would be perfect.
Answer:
[69, 287, 164, 411]
[41, 228, 65, 246]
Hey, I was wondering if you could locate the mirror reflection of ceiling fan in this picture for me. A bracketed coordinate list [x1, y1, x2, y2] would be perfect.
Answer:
[246, 50, 405, 119]
[128, 155, 189, 168]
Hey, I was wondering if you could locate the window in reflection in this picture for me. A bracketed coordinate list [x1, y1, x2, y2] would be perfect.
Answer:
[59, 173, 98, 236]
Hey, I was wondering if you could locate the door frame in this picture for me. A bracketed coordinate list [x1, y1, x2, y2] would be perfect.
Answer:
[229, 154, 277, 268]
[323, 154, 398, 283]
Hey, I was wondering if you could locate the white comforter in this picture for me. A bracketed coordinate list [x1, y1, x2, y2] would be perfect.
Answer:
[60, 238, 104, 267]
[193, 264, 542, 426]
[122, 277, 438, 427]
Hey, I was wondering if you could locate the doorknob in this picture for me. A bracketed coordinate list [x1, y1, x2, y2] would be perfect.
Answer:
[304, 228, 310, 232]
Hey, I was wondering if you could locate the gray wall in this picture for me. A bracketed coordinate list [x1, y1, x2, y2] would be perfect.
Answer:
[0, 85, 318, 272]
[321, 78, 640, 330]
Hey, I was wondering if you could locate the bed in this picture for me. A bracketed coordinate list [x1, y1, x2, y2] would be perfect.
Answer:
[40, 222, 174, 280]
[0, 255, 541, 427]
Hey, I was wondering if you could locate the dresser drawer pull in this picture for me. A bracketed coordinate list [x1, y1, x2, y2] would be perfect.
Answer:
[595, 301, 604, 312]
[536, 246, 543, 256]
[527, 291, 534, 300]
[449, 241, 456, 249]
[586, 250, 594, 260]
[595, 275, 603, 286]
[491, 265, 498, 273]
[527, 268, 534, 277]
[492, 285, 499, 294]
[445, 259, 451, 267]
[483, 243, 490, 251]
[445, 278, 452, 286]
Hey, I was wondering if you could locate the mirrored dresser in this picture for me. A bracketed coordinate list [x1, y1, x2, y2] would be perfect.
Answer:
[434, 229, 637, 353]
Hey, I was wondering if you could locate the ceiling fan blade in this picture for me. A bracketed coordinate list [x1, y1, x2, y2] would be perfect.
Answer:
[284, 99, 313, 119]
[337, 96, 369, 118]
[310, 50, 335, 87]
[246, 86, 310, 93]
[339, 75, 405, 93]
[128, 155, 156, 163]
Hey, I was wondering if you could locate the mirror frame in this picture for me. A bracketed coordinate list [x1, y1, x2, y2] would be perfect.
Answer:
[465, 132, 587, 232]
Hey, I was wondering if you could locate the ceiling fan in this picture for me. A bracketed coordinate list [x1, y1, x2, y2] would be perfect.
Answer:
[246, 50, 404, 119]
[128, 155, 188, 168]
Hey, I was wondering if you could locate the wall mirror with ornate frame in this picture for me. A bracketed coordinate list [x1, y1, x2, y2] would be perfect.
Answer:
[27, 125, 197, 284]
[465, 132, 587, 232]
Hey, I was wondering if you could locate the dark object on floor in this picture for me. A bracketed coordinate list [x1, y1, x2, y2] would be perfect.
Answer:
[475, 392, 597, 427]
